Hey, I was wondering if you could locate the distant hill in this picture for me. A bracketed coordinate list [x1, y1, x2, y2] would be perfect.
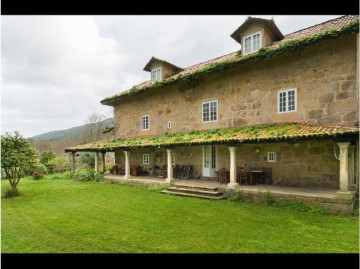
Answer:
[32, 118, 114, 141]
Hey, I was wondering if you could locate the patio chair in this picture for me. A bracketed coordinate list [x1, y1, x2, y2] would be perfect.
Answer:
[181, 165, 191, 179]
[238, 170, 248, 185]
[112, 165, 118, 175]
[174, 165, 182, 178]
[219, 168, 228, 185]
[261, 167, 272, 184]
[159, 164, 167, 178]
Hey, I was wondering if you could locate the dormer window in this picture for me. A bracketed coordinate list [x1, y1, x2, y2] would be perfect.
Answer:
[151, 68, 161, 83]
[230, 17, 284, 56]
[243, 31, 261, 55]
[144, 57, 183, 81]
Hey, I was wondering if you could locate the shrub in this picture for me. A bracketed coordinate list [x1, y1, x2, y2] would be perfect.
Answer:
[4, 188, 16, 198]
[72, 169, 104, 182]
[39, 151, 56, 166]
[105, 163, 113, 172]
[47, 157, 71, 174]
[46, 171, 72, 180]
[227, 189, 243, 202]
[78, 153, 95, 168]
[32, 163, 48, 180]
[264, 191, 276, 206]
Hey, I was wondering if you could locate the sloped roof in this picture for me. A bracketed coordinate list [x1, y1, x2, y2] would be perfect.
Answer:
[101, 15, 359, 105]
[143, 56, 183, 72]
[65, 123, 359, 152]
[230, 16, 284, 44]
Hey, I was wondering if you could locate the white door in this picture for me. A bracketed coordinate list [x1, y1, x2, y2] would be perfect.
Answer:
[203, 145, 216, 177]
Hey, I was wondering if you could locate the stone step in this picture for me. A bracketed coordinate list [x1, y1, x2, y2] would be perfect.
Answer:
[172, 184, 220, 191]
[161, 190, 227, 200]
[167, 187, 223, 197]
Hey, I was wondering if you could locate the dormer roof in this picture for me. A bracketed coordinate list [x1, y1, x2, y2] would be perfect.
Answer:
[230, 17, 284, 44]
[143, 56, 183, 72]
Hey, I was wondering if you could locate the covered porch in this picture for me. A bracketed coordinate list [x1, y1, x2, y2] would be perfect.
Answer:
[65, 122, 359, 212]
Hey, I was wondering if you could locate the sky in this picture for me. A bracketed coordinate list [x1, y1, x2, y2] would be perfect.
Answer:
[1, 15, 342, 138]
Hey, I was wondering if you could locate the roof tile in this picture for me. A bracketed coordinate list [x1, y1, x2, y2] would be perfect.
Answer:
[106, 15, 358, 101]
[65, 122, 359, 152]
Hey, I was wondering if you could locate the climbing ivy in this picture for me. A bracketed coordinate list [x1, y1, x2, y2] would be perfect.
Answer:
[66, 123, 358, 151]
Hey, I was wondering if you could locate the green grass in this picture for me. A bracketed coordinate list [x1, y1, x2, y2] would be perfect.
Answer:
[1, 177, 359, 253]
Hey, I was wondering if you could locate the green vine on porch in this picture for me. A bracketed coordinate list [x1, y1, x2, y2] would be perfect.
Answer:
[66, 122, 358, 152]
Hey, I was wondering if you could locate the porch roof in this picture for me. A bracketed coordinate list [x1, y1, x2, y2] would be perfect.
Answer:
[64, 122, 358, 152]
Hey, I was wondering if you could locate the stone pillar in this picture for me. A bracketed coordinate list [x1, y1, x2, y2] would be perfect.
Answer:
[95, 152, 100, 173]
[70, 152, 76, 174]
[101, 152, 106, 173]
[337, 142, 350, 193]
[124, 151, 131, 179]
[356, 141, 359, 186]
[348, 145, 356, 191]
[227, 147, 239, 189]
[165, 149, 174, 183]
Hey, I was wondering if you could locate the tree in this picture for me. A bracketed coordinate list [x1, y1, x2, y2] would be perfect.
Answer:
[1, 131, 38, 196]
[39, 150, 56, 166]
[81, 113, 107, 143]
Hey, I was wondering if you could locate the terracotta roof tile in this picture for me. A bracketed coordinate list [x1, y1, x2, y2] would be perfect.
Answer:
[284, 15, 359, 40]
[107, 15, 358, 101]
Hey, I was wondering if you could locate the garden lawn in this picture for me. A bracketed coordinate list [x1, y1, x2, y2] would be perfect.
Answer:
[1, 177, 359, 253]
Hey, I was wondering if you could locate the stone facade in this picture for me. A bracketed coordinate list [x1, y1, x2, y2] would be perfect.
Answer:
[114, 35, 358, 139]
[110, 33, 359, 191]
[114, 139, 356, 189]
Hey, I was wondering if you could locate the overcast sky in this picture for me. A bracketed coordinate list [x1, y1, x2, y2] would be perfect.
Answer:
[1, 15, 341, 138]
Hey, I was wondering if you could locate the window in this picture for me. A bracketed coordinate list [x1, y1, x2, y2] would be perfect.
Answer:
[167, 121, 172, 129]
[143, 154, 150, 164]
[151, 68, 161, 82]
[278, 88, 297, 114]
[267, 152, 276, 162]
[202, 100, 218, 123]
[243, 32, 261, 55]
[171, 153, 175, 165]
[141, 115, 150, 130]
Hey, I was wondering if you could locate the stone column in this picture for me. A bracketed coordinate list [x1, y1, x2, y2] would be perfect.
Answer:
[227, 147, 239, 189]
[95, 152, 100, 173]
[348, 145, 356, 191]
[70, 152, 76, 174]
[356, 141, 359, 186]
[165, 149, 174, 183]
[101, 152, 106, 173]
[124, 151, 131, 179]
[337, 142, 350, 193]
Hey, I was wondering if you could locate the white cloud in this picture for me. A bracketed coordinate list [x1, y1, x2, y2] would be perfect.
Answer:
[1, 15, 341, 137]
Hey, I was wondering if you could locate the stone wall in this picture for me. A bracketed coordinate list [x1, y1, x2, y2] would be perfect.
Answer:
[113, 34, 358, 138]
[114, 138, 357, 189]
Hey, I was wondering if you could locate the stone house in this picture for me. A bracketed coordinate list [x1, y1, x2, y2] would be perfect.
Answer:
[66, 15, 359, 210]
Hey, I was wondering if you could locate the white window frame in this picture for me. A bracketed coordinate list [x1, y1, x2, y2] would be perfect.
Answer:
[167, 121, 172, 129]
[242, 31, 262, 55]
[202, 100, 218, 123]
[151, 68, 162, 83]
[143, 154, 150, 164]
[267, 152, 276, 162]
[277, 88, 297, 114]
[141, 115, 150, 130]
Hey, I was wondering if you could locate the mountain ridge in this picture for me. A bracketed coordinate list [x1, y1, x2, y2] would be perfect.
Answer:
[32, 118, 114, 141]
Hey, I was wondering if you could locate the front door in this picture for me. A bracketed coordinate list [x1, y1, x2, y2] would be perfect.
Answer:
[203, 145, 216, 177]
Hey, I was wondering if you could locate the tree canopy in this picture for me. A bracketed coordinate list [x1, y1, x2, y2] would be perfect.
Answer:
[1, 131, 38, 195]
